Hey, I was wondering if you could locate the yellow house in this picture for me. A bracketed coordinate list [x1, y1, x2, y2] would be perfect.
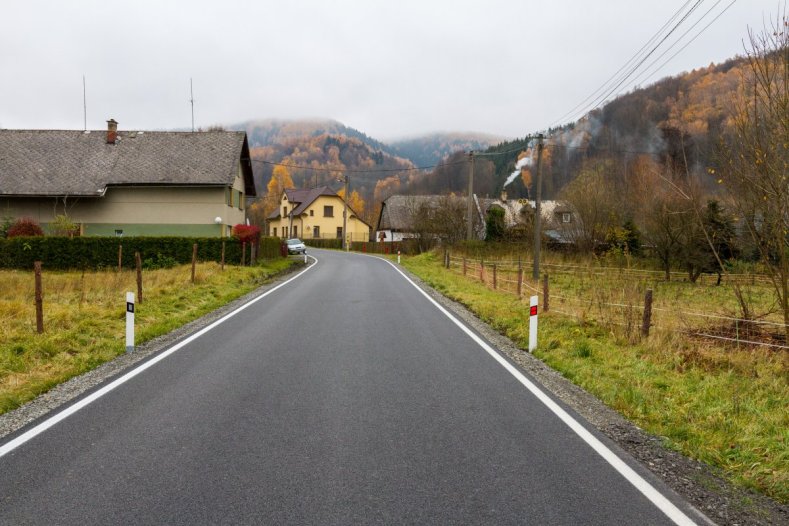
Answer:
[267, 186, 371, 242]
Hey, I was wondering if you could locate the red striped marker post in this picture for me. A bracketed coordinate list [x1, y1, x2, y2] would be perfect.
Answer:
[528, 295, 538, 352]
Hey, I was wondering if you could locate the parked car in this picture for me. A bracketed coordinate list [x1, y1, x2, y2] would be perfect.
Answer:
[286, 238, 307, 254]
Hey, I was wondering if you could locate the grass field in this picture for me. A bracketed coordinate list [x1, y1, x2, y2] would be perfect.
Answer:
[403, 251, 789, 503]
[0, 259, 295, 415]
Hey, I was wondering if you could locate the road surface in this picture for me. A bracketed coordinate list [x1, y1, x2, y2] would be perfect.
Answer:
[0, 249, 706, 525]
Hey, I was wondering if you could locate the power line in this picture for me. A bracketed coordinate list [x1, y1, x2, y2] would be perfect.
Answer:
[572, 0, 706, 123]
[628, 0, 737, 89]
[549, 0, 698, 128]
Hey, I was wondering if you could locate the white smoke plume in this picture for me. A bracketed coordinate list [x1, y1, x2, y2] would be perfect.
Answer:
[503, 151, 533, 188]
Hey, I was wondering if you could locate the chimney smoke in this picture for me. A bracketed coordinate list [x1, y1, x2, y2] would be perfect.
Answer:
[106, 119, 118, 144]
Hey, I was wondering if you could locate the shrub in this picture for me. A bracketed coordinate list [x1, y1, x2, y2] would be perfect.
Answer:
[231, 224, 261, 244]
[7, 218, 44, 238]
[49, 215, 79, 237]
[142, 253, 177, 270]
[0, 216, 13, 238]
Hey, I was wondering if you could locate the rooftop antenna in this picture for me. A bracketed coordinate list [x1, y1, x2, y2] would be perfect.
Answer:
[190, 78, 195, 132]
[82, 75, 87, 131]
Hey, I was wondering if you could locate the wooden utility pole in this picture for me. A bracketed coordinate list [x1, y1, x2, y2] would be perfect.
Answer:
[642, 289, 653, 337]
[341, 174, 349, 250]
[532, 134, 545, 281]
[466, 151, 475, 240]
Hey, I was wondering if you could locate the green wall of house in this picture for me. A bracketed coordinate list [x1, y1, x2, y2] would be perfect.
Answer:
[70, 223, 225, 237]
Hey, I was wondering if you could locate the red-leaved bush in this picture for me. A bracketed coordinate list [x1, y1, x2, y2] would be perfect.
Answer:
[231, 224, 261, 244]
[7, 218, 44, 238]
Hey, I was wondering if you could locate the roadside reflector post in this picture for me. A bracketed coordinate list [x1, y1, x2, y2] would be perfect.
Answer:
[125, 291, 135, 353]
[304, 252, 307, 264]
[528, 295, 538, 352]
[397, 250, 401, 264]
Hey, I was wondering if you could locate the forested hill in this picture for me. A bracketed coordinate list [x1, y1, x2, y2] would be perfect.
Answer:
[405, 55, 750, 202]
[388, 132, 504, 167]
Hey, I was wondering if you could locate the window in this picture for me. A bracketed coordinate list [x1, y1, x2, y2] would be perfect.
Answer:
[225, 187, 232, 206]
[292, 226, 298, 237]
[238, 190, 244, 210]
[283, 206, 288, 217]
[309, 209, 314, 216]
[114, 229, 123, 237]
[273, 227, 277, 237]
[336, 226, 343, 239]
[324, 205, 334, 217]
[313, 225, 320, 238]
[562, 212, 571, 223]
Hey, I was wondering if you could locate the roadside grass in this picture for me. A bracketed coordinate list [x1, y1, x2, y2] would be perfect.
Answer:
[402, 251, 789, 503]
[0, 259, 296, 415]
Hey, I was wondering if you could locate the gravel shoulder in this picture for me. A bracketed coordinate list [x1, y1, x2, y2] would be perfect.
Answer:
[2, 257, 786, 525]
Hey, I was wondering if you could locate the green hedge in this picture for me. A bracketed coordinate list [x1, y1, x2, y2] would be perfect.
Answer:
[0, 236, 284, 270]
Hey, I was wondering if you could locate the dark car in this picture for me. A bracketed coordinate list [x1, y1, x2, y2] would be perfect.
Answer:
[286, 238, 307, 254]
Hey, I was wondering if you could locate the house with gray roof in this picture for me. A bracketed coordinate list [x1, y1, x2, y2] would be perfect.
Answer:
[0, 119, 255, 237]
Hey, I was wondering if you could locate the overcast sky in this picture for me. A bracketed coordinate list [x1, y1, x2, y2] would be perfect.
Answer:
[0, 0, 781, 140]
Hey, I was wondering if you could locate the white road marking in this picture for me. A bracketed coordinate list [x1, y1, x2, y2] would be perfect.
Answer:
[377, 255, 700, 526]
[0, 256, 318, 459]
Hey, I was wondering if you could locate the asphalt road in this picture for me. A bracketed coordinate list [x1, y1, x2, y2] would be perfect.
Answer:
[0, 249, 706, 525]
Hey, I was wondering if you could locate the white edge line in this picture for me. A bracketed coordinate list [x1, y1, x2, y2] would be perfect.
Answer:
[377, 256, 698, 526]
[0, 256, 319, 459]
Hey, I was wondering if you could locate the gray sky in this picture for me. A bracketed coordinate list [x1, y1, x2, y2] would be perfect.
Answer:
[0, 0, 780, 140]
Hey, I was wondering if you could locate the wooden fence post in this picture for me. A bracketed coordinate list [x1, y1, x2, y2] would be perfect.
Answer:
[493, 264, 497, 289]
[221, 240, 225, 271]
[543, 273, 550, 312]
[34, 261, 44, 334]
[480, 259, 485, 283]
[463, 257, 467, 276]
[446, 251, 450, 269]
[191, 243, 198, 283]
[641, 289, 653, 337]
[517, 266, 523, 298]
[135, 252, 143, 304]
[118, 245, 122, 272]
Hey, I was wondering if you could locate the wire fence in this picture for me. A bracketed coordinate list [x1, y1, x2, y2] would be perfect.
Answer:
[443, 252, 788, 351]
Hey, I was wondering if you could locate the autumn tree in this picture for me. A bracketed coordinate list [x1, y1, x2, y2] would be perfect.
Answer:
[261, 165, 295, 218]
[719, 11, 789, 337]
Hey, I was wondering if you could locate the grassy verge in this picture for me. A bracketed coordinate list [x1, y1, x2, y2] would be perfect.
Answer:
[402, 251, 788, 503]
[0, 259, 296, 415]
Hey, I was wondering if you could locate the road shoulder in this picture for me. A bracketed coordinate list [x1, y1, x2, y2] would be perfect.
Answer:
[396, 262, 788, 526]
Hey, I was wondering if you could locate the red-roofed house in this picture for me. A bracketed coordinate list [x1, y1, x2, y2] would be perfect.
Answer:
[266, 186, 371, 242]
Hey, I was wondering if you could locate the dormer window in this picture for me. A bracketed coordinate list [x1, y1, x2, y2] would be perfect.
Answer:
[283, 206, 288, 217]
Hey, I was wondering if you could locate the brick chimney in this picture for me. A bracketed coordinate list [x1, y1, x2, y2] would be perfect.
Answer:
[106, 119, 118, 144]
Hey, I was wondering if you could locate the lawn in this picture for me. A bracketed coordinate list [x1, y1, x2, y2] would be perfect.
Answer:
[0, 259, 296, 415]
[402, 250, 788, 503]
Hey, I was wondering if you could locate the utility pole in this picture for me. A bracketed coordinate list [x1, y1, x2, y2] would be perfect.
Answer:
[340, 174, 349, 250]
[466, 151, 475, 240]
[190, 78, 195, 132]
[532, 134, 545, 281]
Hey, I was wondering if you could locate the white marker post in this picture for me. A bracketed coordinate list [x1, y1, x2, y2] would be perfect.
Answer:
[125, 292, 135, 353]
[397, 250, 401, 264]
[528, 295, 538, 352]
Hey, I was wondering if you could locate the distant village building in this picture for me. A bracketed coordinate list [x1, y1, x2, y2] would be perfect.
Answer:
[267, 186, 371, 242]
[0, 120, 255, 237]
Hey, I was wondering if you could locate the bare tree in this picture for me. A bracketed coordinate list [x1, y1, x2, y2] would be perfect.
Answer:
[719, 11, 789, 338]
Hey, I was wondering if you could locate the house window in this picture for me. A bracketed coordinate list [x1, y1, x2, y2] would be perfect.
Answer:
[313, 225, 320, 238]
[336, 226, 343, 239]
[292, 226, 298, 238]
[562, 212, 571, 223]
[225, 187, 232, 206]
[283, 206, 288, 217]
[273, 227, 277, 237]
[238, 190, 244, 210]
[310, 209, 314, 216]
[114, 229, 123, 237]
[324, 205, 334, 217]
